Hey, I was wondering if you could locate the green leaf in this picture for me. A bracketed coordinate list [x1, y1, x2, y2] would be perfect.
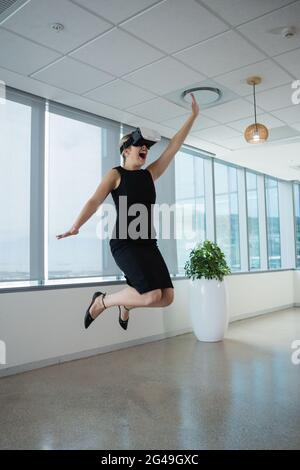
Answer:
[184, 240, 231, 281]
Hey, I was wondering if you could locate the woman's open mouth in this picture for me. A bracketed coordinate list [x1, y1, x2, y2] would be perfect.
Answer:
[139, 152, 146, 160]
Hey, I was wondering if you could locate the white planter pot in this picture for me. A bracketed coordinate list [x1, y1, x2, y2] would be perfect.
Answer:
[189, 278, 228, 342]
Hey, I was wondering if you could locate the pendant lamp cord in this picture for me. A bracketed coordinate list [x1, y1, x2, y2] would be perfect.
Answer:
[253, 82, 258, 132]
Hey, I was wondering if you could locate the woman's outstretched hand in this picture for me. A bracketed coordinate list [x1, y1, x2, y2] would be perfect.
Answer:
[190, 92, 200, 118]
[56, 226, 79, 239]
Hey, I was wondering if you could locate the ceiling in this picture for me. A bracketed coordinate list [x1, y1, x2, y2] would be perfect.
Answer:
[1, 0, 300, 180]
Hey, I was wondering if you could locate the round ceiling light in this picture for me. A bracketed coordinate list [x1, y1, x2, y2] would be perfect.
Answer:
[244, 123, 269, 144]
[182, 87, 222, 106]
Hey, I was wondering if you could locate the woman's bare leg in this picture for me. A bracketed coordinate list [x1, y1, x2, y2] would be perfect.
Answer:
[89, 286, 161, 319]
[119, 287, 174, 320]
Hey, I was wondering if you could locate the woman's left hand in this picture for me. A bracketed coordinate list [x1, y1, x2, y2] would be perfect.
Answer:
[191, 93, 200, 117]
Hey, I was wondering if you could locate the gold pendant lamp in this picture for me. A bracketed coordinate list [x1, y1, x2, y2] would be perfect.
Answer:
[244, 76, 269, 144]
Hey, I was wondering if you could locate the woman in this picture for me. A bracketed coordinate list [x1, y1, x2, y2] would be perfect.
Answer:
[56, 93, 199, 330]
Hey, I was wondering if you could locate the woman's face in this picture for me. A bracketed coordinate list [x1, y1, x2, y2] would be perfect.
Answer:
[125, 144, 148, 167]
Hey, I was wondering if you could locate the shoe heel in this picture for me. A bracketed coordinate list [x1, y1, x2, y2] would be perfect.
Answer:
[84, 291, 105, 329]
[118, 305, 129, 331]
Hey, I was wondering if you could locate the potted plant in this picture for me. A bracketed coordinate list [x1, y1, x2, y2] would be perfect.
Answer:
[184, 240, 231, 342]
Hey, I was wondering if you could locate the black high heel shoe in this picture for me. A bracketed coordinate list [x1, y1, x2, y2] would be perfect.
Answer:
[118, 305, 130, 331]
[84, 291, 107, 329]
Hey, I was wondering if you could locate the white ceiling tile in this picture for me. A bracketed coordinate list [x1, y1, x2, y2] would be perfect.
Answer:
[221, 135, 249, 149]
[268, 125, 300, 142]
[31, 57, 114, 94]
[122, 57, 205, 95]
[0, 28, 61, 75]
[227, 113, 284, 131]
[72, 0, 161, 24]
[192, 125, 241, 141]
[174, 30, 266, 77]
[271, 105, 300, 124]
[84, 79, 156, 108]
[237, 2, 300, 56]
[201, 98, 261, 122]
[214, 59, 292, 96]
[273, 48, 300, 77]
[70, 28, 164, 76]
[120, 0, 228, 54]
[245, 83, 295, 111]
[127, 97, 187, 121]
[1, 0, 112, 54]
[0, 64, 74, 100]
[200, 0, 294, 27]
[290, 121, 300, 132]
[219, 142, 300, 180]
[61, 96, 149, 125]
[163, 113, 219, 130]
[186, 138, 229, 155]
[120, 115, 177, 137]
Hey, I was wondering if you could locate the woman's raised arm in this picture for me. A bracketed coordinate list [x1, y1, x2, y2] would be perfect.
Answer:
[146, 93, 199, 180]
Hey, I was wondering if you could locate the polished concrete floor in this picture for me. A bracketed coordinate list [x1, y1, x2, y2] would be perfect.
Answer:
[0, 308, 300, 450]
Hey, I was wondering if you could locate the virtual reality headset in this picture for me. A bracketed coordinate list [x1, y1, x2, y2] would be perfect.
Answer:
[120, 127, 161, 154]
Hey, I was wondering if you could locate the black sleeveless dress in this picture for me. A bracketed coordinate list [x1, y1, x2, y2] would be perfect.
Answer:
[109, 165, 174, 294]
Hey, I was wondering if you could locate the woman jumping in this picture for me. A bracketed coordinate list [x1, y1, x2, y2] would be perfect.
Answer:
[56, 94, 199, 330]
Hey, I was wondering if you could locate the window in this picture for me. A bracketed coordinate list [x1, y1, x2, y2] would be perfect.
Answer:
[214, 162, 240, 271]
[175, 150, 206, 273]
[47, 104, 121, 280]
[294, 183, 300, 268]
[265, 177, 281, 269]
[278, 180, 294, 269]
[0, 93, 32, 281]
[246, 171, 261, 270]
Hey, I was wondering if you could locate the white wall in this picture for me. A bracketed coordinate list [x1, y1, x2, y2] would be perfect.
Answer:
[0, 270, 296, 376]
[225, 270, 294, 320]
